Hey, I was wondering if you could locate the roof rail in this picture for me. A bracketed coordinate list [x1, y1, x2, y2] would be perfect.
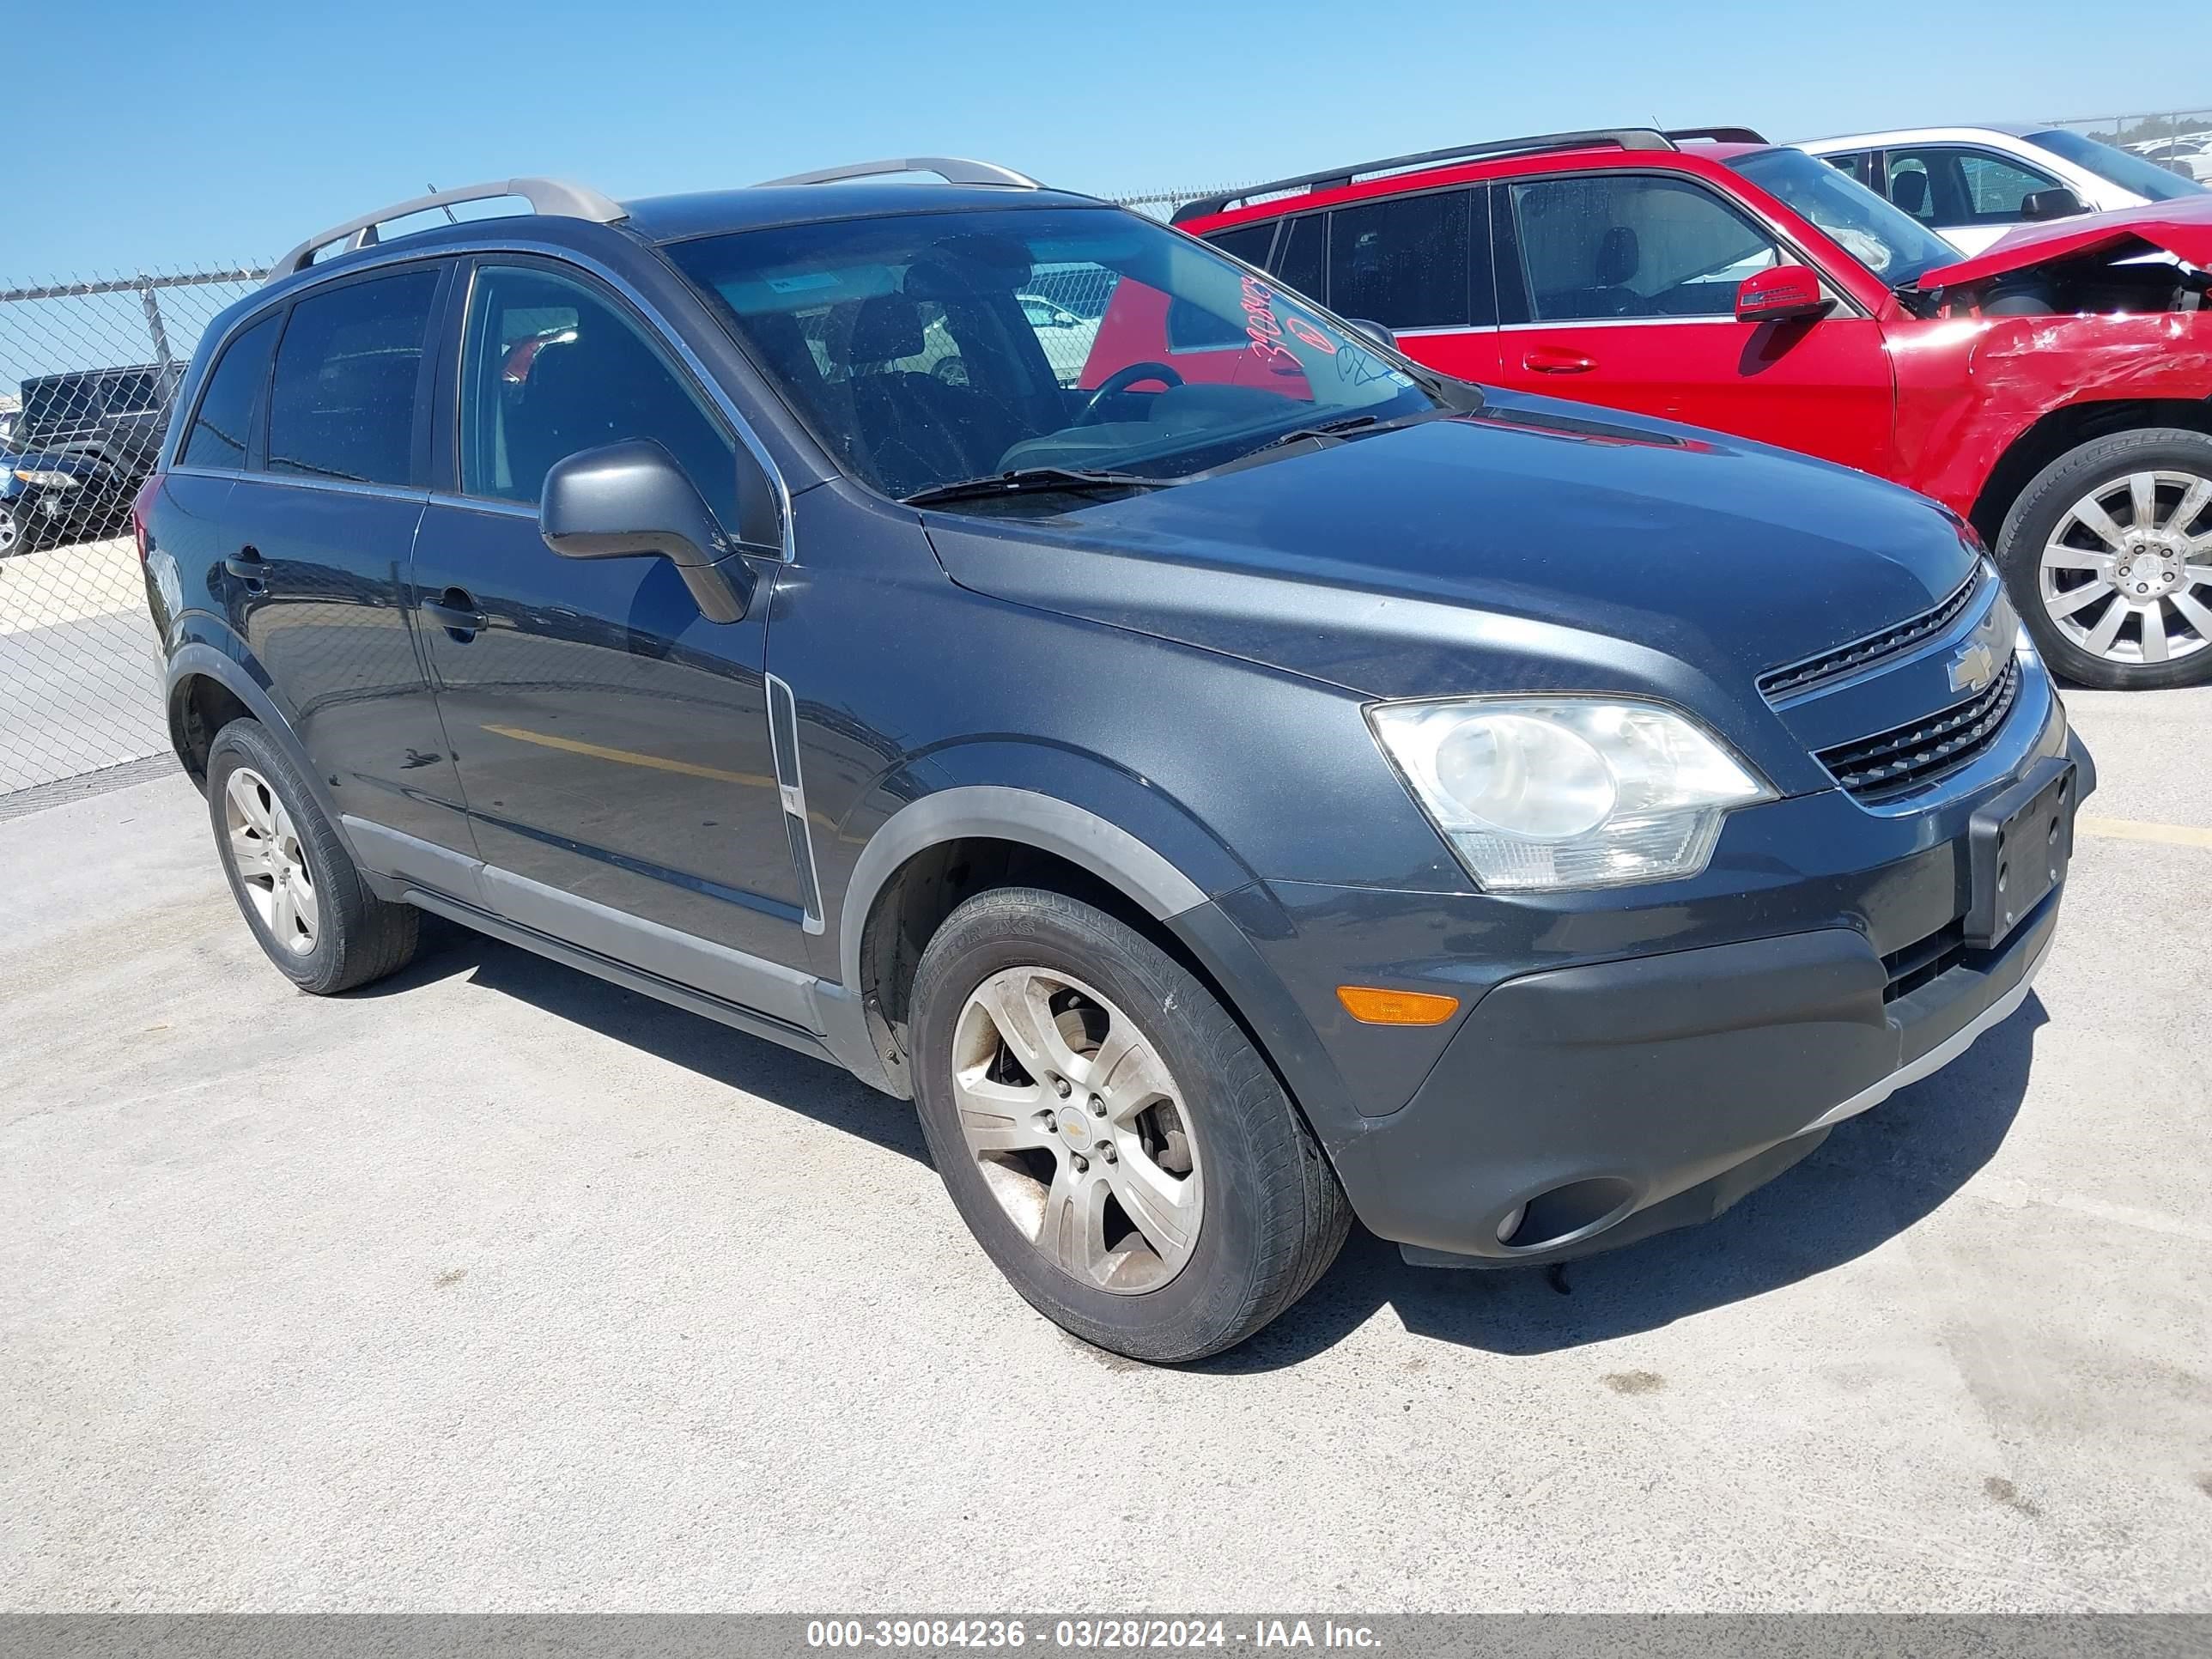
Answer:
[1663, 126, 1770, 145]
[755, 156, 1041, 189]
[1170, 130, 1678, 223]
[270, 178, 628, 283]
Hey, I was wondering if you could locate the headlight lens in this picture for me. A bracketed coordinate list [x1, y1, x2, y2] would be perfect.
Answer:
[13, 468, 80, 488]
[1368, 696, 1774, 891]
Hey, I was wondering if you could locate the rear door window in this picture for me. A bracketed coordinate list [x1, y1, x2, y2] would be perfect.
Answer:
[179, 314, 280, 471]
[265, 267, 441, 486]
[1325, 191, 1474, 330]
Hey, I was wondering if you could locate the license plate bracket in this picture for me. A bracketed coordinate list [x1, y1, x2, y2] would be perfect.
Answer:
[1965, 757, 2075, 951]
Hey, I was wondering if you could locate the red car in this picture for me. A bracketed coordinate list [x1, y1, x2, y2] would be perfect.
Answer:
[1124, 127, 2212, 690]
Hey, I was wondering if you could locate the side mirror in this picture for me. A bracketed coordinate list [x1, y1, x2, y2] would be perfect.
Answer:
[1345, 319, 1398, 351]
[539, 440, 755, 625]
[2021, 186, 2087, 222]
[1735, 264, 1832, 324]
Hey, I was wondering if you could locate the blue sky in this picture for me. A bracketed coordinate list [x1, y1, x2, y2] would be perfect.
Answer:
[11, 0, 2212, 276]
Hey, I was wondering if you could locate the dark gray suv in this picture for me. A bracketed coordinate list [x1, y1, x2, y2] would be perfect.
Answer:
[140, 164, 2089, 1362]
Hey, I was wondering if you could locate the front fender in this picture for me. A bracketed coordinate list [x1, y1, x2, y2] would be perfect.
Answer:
[830, 758, 1364, 1151]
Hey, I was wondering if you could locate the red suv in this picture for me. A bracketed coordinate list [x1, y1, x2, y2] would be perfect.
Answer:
[1134, 127, 2212, 690]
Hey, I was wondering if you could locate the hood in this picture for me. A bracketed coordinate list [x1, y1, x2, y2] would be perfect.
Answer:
[1917, 195, 2212, 289]
[922, 396, 1978, 705]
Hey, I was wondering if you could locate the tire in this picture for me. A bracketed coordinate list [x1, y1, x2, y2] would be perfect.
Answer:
[908, 887, 1349, 1364]
[0, 501, 35, 557]
[204, 720, 420, 994]
[1996, 427, 2212, 690]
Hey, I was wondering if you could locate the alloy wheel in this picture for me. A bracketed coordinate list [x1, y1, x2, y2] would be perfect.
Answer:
[2039, 469, 2212, 666]
[0, 508, 21, 556]
[223, 767, 319, 956]
[950, 966, 1203, 1294]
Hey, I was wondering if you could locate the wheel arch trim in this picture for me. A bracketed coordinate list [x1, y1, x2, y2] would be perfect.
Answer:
[164, 641, 362, 863]
[836, 785, 1210, 995]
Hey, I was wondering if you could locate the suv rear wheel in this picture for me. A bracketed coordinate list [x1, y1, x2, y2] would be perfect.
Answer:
[908, 887, 1349, 1363]
[1998, 427, 2212, 690]
[205, 720, 421, 994]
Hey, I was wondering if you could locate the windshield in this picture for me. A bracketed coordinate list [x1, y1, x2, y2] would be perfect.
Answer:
[2025, 129, 2204, 203]
[1729, 147, 1961, 287]
[665, 205, 1450, 502]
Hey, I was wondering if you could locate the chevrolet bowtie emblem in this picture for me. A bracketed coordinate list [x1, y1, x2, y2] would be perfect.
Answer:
[1948, 641, 1998, 695]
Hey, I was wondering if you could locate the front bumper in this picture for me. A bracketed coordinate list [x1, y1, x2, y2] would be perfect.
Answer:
[1200, 681, 2089, 1268]
[1378, 882, 2057, 1267]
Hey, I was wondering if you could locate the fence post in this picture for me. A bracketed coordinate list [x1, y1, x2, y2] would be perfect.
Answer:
[136, 279, 173, 368]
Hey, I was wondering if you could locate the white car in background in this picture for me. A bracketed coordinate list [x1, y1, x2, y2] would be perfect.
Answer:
[1797, 124, 2206, 252]
[2127, 137, 2212, 183]
[1017, 291, 1099, 384]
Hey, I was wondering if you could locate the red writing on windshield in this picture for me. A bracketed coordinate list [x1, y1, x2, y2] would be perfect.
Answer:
[1240, 275, 1297, 368]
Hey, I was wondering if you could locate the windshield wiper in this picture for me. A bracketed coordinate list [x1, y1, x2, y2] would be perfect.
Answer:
[1246, 413, 1388, 453]
[1204, 407, 1455, 476]
[901, 465, 1175, 507]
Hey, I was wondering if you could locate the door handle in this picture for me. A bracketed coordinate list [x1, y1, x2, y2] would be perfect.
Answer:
[419, 586, 484, 641]
[1522, 346, 1598, 374]
[223, 546, 266, 588]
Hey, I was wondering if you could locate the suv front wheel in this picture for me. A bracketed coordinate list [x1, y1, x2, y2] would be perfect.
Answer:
[1999, 427, 2212, 690]
[909, 887, 1349, 1363]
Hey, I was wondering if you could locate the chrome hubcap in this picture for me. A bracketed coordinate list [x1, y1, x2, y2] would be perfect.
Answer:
[224, 767, 318, 955]
[951, 967, 1202, 1294]
[0, 512, 19, 554]
[2040, 469, 2212, 665]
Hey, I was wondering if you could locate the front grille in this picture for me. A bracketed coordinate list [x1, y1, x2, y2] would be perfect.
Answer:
[1815, 655, 2021, 804]
[1758, 574, 1982, 702]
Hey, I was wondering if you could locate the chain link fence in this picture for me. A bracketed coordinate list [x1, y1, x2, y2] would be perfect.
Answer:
[0, 266, 265, 798]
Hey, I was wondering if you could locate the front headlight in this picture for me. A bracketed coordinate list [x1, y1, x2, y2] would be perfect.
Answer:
[13, 468, 80, 489]
[1367, 696, 1775, 891]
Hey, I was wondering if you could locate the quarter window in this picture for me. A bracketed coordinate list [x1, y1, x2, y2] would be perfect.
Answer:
[1201, 223, 1275, 269]
[1509, 174, 1779, 322]
[266, 269, 440, 486]
[179, 314, 279, 471]
[1325, 191, 1473, 329]
[459, 264, 742, 533]
[1823, 150, 1877, 186]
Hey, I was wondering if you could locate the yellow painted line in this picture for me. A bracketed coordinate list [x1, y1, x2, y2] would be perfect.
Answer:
[2078, 815, 2212, 851]
[478, 724, 775, 788]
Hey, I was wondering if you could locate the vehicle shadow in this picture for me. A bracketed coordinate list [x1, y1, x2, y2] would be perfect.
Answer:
[1202, 996, 2049, 1372]
[360, 923, 2045, 1369]
[362, 921, 931, 1163]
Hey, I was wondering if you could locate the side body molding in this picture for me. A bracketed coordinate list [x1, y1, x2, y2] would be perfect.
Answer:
[836, 785, 1210, 994]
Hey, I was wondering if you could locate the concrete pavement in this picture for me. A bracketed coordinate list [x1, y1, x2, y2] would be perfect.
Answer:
[3, 690, 2208, 1612]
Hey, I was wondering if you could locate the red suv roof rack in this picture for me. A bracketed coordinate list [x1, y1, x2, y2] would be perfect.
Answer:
[1170, 129, 1680, 224]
